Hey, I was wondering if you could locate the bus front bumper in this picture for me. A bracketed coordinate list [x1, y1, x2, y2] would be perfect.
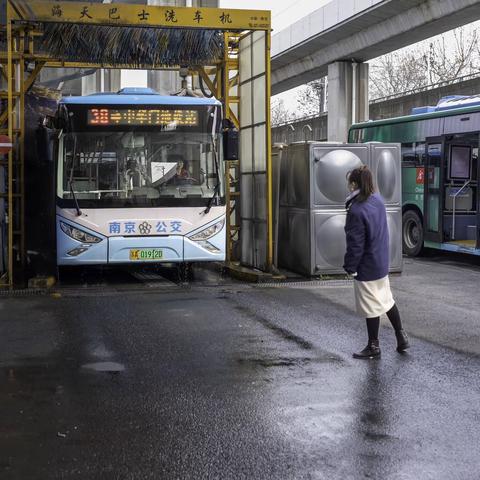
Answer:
[57, 231, 225, 265]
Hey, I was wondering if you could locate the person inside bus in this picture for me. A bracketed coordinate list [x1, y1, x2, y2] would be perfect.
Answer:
[176, 160, 190, 179]
[167, 154, 197, 185]
[344, 165, 410, 359]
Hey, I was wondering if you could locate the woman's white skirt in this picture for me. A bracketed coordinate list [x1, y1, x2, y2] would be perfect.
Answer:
[353, 275, 395, 318]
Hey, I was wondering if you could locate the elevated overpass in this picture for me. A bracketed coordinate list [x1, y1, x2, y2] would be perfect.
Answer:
[271, 0, 480, 140]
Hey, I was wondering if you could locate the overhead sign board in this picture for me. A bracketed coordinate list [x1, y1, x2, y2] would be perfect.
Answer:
[8, 1, 271, 31]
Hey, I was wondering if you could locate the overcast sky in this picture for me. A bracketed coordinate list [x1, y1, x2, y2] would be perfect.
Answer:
[219, 0, 330, 33]
[218, 0, 331, 106]
[123, 1, 326, 89]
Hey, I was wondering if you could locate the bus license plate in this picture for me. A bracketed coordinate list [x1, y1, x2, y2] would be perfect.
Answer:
[129, 249, 163, 261]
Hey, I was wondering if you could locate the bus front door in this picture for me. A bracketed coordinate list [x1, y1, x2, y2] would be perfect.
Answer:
[424, 137, 445, 244]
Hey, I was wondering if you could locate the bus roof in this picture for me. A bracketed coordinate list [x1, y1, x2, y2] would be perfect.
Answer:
[350, 97, 480, 131]
[60, 87, 221, 107]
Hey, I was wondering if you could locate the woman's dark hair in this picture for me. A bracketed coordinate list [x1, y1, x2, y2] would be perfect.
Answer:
[347, 165, 375, 202]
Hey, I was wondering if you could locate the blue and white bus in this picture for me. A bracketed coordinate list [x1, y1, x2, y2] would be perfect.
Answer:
[55, 88, 226, 268]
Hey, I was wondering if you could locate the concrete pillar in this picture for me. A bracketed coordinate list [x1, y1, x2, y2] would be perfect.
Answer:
[356, 62, 369, 124]
[327, 61, 369, 142]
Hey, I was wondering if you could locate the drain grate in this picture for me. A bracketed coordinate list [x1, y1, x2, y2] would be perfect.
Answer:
[130, 271, 179, 288]
[0, 288, 51, 297]
[258, 279, 353, 289]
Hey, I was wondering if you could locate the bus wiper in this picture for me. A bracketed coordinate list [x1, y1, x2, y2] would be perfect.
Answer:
[204, 133, 221, 215]
[69, 179, 82, 216]
[204, 183, 219, 215]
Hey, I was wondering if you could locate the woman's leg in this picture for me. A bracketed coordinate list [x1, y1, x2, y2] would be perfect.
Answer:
[366, 316, 380, 342]
[386, 304, 410, 352]
[353, 317, 381, 359]
[386, 304, 403, 331]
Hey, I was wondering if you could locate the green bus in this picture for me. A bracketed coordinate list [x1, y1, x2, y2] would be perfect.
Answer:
[349, 95, 480, 257]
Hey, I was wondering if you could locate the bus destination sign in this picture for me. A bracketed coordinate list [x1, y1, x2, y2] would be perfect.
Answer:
[87, 108, 199, 127]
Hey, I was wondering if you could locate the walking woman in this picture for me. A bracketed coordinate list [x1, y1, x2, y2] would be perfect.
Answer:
[343, 165, 410, 359]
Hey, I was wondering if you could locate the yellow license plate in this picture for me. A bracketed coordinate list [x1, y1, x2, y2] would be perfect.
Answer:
[129, 249, 163, 261]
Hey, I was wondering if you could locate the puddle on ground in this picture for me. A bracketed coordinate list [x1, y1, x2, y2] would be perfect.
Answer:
[236, 356, 340, 368]
[80, 362, 125, 373]
[233, 305, 314, 350]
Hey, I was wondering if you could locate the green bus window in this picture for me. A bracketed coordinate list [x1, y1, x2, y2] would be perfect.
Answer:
[401, 143, 415, 166]
[415, 142, 425, 165]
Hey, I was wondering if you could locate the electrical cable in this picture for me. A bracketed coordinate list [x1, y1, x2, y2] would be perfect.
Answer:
[199, 75, 214, 98]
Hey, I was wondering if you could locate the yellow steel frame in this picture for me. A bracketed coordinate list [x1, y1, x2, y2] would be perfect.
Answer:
[194, 33, 241, 263]
[0, 1, 273, 287]
[266, 31, 273, 270]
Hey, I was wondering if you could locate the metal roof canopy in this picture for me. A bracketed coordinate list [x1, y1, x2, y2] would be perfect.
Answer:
[1, 1, 274, 287]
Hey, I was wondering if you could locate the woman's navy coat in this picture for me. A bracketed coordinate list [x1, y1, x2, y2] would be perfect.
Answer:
[343, 193, 389, 281]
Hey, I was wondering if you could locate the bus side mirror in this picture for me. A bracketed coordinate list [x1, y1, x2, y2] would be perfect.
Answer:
[223, 127, 238, 161]
[53, 105, 70, 131]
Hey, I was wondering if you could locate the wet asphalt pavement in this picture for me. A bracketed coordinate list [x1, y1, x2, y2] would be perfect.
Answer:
[1, 255, 480, 479]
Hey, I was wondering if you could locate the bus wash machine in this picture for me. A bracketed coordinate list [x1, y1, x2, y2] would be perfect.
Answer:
[277, 142, 403, 276]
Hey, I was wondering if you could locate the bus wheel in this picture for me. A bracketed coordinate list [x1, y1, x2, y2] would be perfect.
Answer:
[402, 210, 424, 257]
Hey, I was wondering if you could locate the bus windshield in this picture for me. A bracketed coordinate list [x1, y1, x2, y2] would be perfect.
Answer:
[57, 130, 224, 208]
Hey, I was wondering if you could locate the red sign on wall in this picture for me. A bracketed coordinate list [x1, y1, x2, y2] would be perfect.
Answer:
[416, 167, 425, 184]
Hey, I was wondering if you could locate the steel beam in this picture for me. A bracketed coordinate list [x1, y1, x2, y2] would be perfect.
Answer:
[23, 62, 45, 92]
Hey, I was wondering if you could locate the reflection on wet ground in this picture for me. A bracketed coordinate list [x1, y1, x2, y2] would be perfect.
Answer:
[80, 362, 125, 373]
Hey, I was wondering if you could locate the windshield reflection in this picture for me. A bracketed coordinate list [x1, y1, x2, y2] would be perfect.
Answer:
[58, 131, 224, 207]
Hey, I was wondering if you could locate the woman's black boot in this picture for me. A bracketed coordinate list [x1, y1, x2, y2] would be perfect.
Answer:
[353, 340, 381, 359]
[395, 330, 410, 352]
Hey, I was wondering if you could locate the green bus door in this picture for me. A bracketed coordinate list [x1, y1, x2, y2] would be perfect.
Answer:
[424, 137, 445, 244]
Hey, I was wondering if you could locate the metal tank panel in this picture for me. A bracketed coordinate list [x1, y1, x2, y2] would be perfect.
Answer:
[313, 212, 347, 273]
[287, 144, 310, 208]
[386, 209, 403, 272]
[312, 146, 367, 207]
[278, 208, 310, 274]
[369, 144, 401, 206]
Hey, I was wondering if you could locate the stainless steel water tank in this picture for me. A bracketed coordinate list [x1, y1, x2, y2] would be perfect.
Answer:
[277, 142, 402, 276]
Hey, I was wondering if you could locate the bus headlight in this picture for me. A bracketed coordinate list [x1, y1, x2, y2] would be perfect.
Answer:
[67, 247, 89, 257]
[189, 219, 225, 242]
[197, 241, 220, 253]
[60, 221, 102, 244]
